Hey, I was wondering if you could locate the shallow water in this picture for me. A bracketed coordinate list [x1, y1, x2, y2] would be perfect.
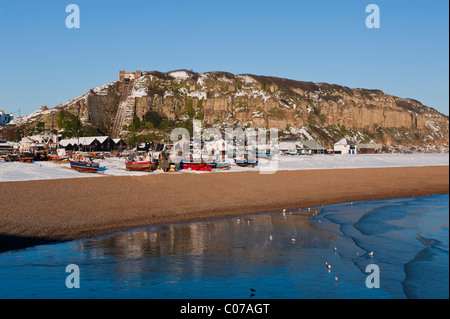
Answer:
[0, 194, 448, 299]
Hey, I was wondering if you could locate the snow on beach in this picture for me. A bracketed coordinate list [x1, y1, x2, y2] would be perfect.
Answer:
[0, 153, 448, 182]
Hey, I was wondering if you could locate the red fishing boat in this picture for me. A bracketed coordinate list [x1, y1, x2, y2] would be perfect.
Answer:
[181, 161, 214, 171]
[125, 152, 155, 172]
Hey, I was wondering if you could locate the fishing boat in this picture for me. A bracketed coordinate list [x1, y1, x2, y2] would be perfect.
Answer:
[69, 155, 100, 173]
[49, 149, 69, 161]
[180, 160, 215, 171]
[18, 152, 34, 163]
[214, 161, 231, 170]
[125, 152, 155, 172]
[234, 153, 258, 168]
[234, 159, 258, 167]
[4, 153, 19, 162]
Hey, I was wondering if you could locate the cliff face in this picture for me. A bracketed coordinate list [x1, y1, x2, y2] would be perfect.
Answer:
[7, 70, 449, 150]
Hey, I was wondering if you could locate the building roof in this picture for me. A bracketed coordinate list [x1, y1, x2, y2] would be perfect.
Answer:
[300, 140, 326, 150]
[357, 143, 382, 148]
[59, 136, 111, 146]
[334, 138, 356, 146]
[278, 141, 301, 150]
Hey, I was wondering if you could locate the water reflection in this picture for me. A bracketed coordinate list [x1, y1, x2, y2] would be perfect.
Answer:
[74, 210, 336, 281]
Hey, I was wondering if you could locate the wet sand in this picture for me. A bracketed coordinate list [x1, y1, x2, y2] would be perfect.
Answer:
[0, 166, 448, 252]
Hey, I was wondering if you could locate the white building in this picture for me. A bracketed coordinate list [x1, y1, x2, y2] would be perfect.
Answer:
[0, 110, 14, 126]
[19, 134, 59, 152]
[334, 138, 357, 155]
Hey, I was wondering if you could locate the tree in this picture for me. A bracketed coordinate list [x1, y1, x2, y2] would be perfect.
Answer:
[56, 110, 86, 138]
[29, 121, 45, 135]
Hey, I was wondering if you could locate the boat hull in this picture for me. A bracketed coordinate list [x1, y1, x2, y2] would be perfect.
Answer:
[215, 162, 231, 170]
[50, 155, 69, 161]
[181, 163, 214, 171]
[69, 160, 100, 173]
[18, 153, 34, 163]
[125, 159, 154, 171]
[235, 160, 258, 168]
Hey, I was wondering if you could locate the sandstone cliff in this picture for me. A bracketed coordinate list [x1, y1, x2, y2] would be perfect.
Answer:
[6, 70, 449, 150]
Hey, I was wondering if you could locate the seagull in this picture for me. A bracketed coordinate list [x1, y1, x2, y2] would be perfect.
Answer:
[269, 235, 273, 241]
[356, 252, 359, 257]
[292, 238, 296, 243]
[335, 277, 339, 284]
[334, 247, 338, 253]
[368, 251, 374, 257]
[283, 209, 286, 213]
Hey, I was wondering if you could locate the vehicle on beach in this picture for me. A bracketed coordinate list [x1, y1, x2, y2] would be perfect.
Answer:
[69, 154, 100, 173]
[125, 152, 155, 172]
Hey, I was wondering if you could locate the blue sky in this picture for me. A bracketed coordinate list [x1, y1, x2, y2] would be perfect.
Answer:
[0, 0, 448, 116]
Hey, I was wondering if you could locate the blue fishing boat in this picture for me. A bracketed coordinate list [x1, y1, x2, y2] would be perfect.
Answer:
[214, 161, 231, 170]
[69, 155, 100, 173]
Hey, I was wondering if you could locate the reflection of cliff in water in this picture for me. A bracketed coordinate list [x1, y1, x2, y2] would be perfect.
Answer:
[77, 210, 335, 256]
[71, 212, 336, 289]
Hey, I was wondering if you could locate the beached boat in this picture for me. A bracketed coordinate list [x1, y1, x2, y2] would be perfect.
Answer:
[234, 154, 258, 167]
[125, 152, 155, 172]
[4, 153, 19, 162]
[234, 160, 258, 168]
[181, 161, 215, 171]
[69, 155, 100, 173]
[49, 149, 69, 161]
[18, 152, 34, 163]
[214, 161, 231, 170]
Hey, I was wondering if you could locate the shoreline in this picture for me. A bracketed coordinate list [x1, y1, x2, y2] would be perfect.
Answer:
[0, 166, 448, 253]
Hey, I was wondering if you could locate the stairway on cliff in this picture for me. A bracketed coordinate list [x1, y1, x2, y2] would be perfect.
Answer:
[110, 80, 135, 138]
